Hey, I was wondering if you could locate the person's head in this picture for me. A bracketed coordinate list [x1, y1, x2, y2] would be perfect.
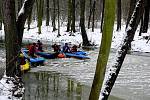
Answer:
[73, 45, 77, 48]
[65, 43, 68, 46]
[33, 43, 36, 46]
[37, 40, 40, 43]
[19, 53, 24, 58]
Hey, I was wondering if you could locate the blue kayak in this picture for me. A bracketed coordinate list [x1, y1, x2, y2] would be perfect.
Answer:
[22, 50, 45, 66]
[72, 51, 87, 55]
[36, 52, 56, 59]
[65, 53, 90, 59]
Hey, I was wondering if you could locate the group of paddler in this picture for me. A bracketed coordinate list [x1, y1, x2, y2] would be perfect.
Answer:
[17, 40, 78, 74]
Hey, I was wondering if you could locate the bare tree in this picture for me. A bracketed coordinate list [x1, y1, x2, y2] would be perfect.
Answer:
[0, 0, 2, 30]
[46, 0, 50, 26]
[116, 0, 121, 31]
[80, 0, 90, 46]
[3, 0, 35, 76]
[89, 0, 116, 99]
[57, 0, 61, 37]
[52, 0, 57, 31]
[100, 0, 144, 99]
[92, 0, 96, 32]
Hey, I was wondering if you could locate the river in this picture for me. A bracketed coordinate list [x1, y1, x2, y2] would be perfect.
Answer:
[0, 48, 150, 100]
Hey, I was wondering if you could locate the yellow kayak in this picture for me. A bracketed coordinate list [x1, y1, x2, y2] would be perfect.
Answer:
[21, 60, 30, 71]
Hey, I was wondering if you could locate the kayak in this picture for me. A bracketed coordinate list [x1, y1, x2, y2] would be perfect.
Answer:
[22, 50, 45, 66]
[65, 53, 90, 59]
[36, 52, 56, 59]
[20, 60, 30, 71]
[73, 51, 87, 55]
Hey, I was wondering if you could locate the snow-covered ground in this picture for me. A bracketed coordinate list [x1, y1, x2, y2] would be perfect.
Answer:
[22, 21, 150, 53]
[0, 21, 150, 52]
[0, 21, 150, 100]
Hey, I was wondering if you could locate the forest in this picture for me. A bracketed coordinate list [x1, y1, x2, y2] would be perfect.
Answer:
[0, 0, 150, 100]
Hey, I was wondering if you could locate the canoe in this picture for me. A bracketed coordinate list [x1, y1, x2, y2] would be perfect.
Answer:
[36, 52, 56, 59]
[65, 53, 90, 59]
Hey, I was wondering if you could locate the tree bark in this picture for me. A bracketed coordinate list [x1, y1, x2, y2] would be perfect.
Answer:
[17, 0, 35, 46]
[126, 0, 136, 29]
[0, 0, 2, 30]
[139, 15, 144, 36]
[36, 0, 44, 34]
[89, 0, 116, 99]
[52, 0, 57, 31]
[100, 0, 144, 99]
[100, 0, 105, 32]
[92, 0, 96, 32]
[27, 8, 33, 31]
[116, 0, 121, 31]
[142, 0, 150, 33]
[71, 0, 76, 33]
[87, 0, 92, 29]
[46, 0, 50, 26]
[3, 0, 18, 77]
[66, 0, 72, 32]
[57, 0, 61, 37]
[80, 0, 90, 46]
[2, 0, 35, 76]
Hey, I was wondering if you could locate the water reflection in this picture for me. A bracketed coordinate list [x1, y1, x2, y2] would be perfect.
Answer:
[23, 72, 90, 100]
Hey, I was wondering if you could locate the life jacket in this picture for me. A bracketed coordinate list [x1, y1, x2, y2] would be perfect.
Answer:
[57, 53, 65, 58]
[37, 42, 43, 52]
[52, 45, 60, 52]
[29, 45, 36, 55]
[19, 57, 26, 65]
[63, 46, 70, 53]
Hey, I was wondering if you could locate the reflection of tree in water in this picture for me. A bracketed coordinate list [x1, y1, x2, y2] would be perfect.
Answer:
[23, 72, 90, 100]
[34, 72, 49, 100]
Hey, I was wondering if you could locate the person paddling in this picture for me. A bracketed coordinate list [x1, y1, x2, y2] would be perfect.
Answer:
[62, 43, 70, 53]
[71, 45, 78, 52]
[29, 43, 37, 58]
[52, 44, 61, 58]
[37, 40, 43, 52]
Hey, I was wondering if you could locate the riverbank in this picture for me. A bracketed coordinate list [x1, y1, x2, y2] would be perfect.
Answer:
[0, 22, 150, 53]
[0, 22, 150, 100]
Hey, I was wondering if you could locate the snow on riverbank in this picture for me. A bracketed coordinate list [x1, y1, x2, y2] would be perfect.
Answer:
[0, 22, 150, 100]
[0, 21, 150, 52]
[0, 75, 24, 100]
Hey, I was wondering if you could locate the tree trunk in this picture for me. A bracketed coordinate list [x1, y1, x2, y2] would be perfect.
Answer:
[52, 0, 57, 31]
[116, 0, 121, 31]
[46, 0, 50, 26]
[57, 0, 61, 37]
[18, 0, 23, 13]
[142, 0, 150, 33]
[3, 0, 35, 77]
[126, 0, 136, 29]
[92, 0, 96, 32]
[27, 8, 33, 31]
[87, 0, 92, 29]
[139, 15, 144, 36]
[3, 0, 18, 77]
[100, 0, 105, 32]
[80, 0, 90, 46]
[0, 0, 2, 30]
[17, 0, 35, 46]
[71, 0, 76, 33]
[66, 0, 72, 32]
[100, 0, 144, 99]
[89, 0, 116, 99]
[36, 0, 44, 34]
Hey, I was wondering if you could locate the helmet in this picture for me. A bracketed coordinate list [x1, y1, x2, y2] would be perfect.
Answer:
[19, 53, 24, 57]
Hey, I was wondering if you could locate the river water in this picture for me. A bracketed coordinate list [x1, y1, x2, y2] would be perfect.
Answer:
[0, 48, 150, 100]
